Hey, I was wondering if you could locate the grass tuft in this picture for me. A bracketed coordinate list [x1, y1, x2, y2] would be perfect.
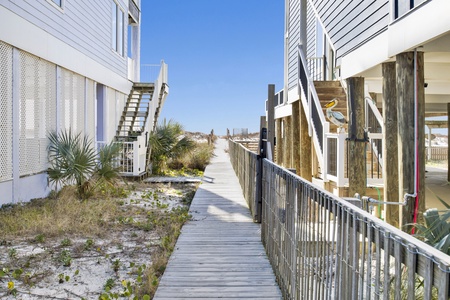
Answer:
[0, 186, 120, 239]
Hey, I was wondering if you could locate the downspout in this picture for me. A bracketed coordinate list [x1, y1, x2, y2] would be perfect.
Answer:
[410, 48, 420, 232]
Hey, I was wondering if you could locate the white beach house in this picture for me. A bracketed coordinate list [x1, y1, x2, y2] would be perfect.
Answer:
[0, 0, 168, 204]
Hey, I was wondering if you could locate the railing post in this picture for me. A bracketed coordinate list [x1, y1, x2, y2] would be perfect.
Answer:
[255, 127, 267, 223]
[337, 132, 346, 187]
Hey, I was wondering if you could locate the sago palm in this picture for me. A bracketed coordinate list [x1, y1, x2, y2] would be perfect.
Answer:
[48, 130, 97, 198]
[149, 119, 195, 174]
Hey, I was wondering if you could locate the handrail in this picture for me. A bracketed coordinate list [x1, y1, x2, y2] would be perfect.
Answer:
[297, 45, 328, 174]
[143, 60, 168, 133]
[365, 95, 384, 132]
[228, 139, 450, 300]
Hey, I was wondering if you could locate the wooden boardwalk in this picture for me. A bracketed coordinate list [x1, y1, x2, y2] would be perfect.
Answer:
[153, 139, 282, 299]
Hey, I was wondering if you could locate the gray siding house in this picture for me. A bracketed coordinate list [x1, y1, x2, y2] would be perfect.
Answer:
[272, 0, 450, 228]
[0, 0, 168, 204]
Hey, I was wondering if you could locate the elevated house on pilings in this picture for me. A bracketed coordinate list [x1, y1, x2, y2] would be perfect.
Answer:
[0, 0, 168, 204]
[268, 0, 450, 229]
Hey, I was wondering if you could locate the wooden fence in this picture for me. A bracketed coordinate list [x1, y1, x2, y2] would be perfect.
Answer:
[229, 140, 450, 300]
[426, 146, 448, 161]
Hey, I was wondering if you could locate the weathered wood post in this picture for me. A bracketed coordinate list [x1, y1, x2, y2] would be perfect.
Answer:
[276, 118, 283, 165]
[267, 84, 275, 162]
[292, 101, 301, 173]
[285, 116, 292, 168]
[255, 117, 267, 223]
[300, 100, 312, 181]
[382, 62, 400, 227]
[396, 51, 425, 229]
[346, 77, 366, 198]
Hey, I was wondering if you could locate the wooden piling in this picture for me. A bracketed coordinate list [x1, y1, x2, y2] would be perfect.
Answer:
[300, 100, 312, 181]
[292, 101, 301, 173]
[276, 118, 283, 166]
[285, 116, 292, 168]
[396, 51, 425, 229]
[346, 77, 366, 198]
[382, 62, 399, 227]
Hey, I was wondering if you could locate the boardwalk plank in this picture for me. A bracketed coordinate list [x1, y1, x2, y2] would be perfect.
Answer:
[153, 139, 282, 299]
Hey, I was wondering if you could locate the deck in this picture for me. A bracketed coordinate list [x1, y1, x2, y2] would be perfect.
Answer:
[153, 139, 282, 299]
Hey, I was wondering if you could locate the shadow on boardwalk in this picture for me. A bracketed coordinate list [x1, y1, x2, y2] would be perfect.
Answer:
[153, 139, 282, 299]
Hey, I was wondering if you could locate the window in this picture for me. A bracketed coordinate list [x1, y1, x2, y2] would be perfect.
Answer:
[112, 1, 125, 56]
[395, 0, 428, 19]
[46, 0, 64, 10]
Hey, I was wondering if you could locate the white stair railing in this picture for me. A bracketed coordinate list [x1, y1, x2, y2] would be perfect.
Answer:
[365, 95, 383, 169]
[297, 45, 329, 178]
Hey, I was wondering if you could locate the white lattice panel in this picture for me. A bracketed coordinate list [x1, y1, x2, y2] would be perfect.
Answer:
[74, 73, 85, 134]
[61, 69, 72, 131]
[86, 79, 96, 140]
[19, 51, 57, 176]
[0, 42, 13, 182]
[61, 69, 85, 134]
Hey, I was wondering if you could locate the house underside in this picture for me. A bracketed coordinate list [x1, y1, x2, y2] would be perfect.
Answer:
[271, 0, 450, 229]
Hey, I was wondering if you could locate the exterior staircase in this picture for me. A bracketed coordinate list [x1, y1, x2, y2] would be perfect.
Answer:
[114, 62, 169, 177]
[116, 83, 155, 141]
[314, 81, 348, 133]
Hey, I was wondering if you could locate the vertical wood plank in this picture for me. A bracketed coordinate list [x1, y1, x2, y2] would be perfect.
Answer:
[383, 232, 391, 300]
[366, 222, 373, 300]
[407, 245, 417, 300]
[394, 241, 402, 300]
[423, 255, 433, 300]
[438, 263, 449, 300]
[374, 229, 381, 300]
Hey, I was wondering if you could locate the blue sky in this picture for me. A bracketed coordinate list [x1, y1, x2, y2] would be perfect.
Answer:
[140, 1, 284, 135]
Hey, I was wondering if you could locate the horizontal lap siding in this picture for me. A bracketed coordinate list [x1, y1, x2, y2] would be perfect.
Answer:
[311, 0, 389, 62]
[288, 0, 301, 91]
[3, 0, 127, 77]
[306, 3, 316, 58]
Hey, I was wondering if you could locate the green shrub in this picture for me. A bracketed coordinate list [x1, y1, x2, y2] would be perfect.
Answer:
[47, 130, 121, 199]
[149, 120, 195, 174]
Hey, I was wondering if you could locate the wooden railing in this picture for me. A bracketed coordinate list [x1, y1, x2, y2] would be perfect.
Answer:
[229, 139, 450, 300]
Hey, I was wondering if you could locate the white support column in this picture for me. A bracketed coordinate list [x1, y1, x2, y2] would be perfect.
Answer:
[94, 82, 98, 146]
[337, 132, 347, 187]
[12, 48, 20, 203]
[323, 135, 328, 182]
[84, 77, 88, 133]
[427, 126, 432, 161]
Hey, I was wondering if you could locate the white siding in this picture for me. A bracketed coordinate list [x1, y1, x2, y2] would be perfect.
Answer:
[287, 0, 301, 91]
[310, 0, 389, 62]
[2, 0, 128, 78]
